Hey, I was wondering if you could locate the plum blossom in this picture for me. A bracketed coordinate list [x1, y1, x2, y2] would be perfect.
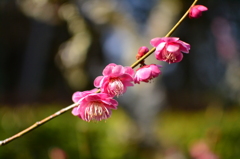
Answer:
[134, 64, 162, 84]
[72, 90, 118, 122]
[189, 5, 208, 18]
[150, 37, 190, 64]
[94, 63, 135, 97]
[136, 46, 149, 60]
[72, 88, 98, 103]
[136, 46, 149, 66]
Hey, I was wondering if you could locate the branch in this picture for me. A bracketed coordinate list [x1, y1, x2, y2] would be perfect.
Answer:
[0, 0, 198, 146]
[0, 103, 78, 146]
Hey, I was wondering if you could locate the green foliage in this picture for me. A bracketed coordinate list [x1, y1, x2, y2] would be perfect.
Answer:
[0, 105, 240, 159]
[0, 105, 135, 159]
[156, 106, 240, 159]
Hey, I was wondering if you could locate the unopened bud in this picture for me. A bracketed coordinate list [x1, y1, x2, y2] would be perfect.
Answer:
[136, 46, 149, 60]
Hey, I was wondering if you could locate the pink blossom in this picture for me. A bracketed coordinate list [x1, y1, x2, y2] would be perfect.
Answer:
[150, 37, 190, 64]
[189, 5, 208, 19]
[72, 88, 98, 103]
[134, 64, 162, 84]
[136, 46, 149, 60]
[94, 63, 135, 97]
[72, 91, 118, 122]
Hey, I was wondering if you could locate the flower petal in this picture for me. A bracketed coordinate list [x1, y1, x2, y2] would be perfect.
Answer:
[102, 98, 118, 108]
[179, 41, 190, 53]
[120, 74, 134, 82]
[111, 65, 124, 77]
[94, 76, 103, 87]
[156, 42, 166, 52]
[138, 68, 151, 80]
[155, 50, 165, 61]
[195, 5, 208, 11]
[173, 52, 183, 63]
[162, 37, 179, 43]
[85, 94, 101, 102]
[189, 5, 208, 18]
[150, 38, 162, 47]
[166, 43, 180, 52]
[103, 65, 113, 76]
[124, 66, 135, 76]
[72, 92, 83, 103]
[72, 107, 80, 116]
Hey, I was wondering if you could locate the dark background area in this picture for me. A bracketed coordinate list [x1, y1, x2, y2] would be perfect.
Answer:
[1, 0, 239, 109]
[1, 0, 240, 158]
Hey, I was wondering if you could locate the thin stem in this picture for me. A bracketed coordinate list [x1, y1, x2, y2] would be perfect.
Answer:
[131, 0, 198, 69]
[0, 0, 198, 146]
[0, 103, 78, 146]
[131, 47, 156, 68]
[165, 0, 198, 37]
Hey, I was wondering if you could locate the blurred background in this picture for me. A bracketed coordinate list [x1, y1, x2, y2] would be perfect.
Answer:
[1, 0, 240, 158]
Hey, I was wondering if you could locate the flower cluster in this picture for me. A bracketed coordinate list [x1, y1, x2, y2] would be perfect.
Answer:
[71, 4, 208, 122]
[72, 64, 134, 122]
[0, 2, 210, 148]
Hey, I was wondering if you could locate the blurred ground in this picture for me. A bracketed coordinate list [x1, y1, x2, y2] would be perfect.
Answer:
[0, 105, 240, 159]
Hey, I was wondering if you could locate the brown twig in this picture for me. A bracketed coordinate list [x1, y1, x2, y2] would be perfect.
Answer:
[0, 103, 78, 146]
[0, 0, 198, 146]
[131, 0, 198, 69]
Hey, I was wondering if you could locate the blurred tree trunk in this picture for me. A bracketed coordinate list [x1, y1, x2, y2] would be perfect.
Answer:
[17, 20, 54, 103]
